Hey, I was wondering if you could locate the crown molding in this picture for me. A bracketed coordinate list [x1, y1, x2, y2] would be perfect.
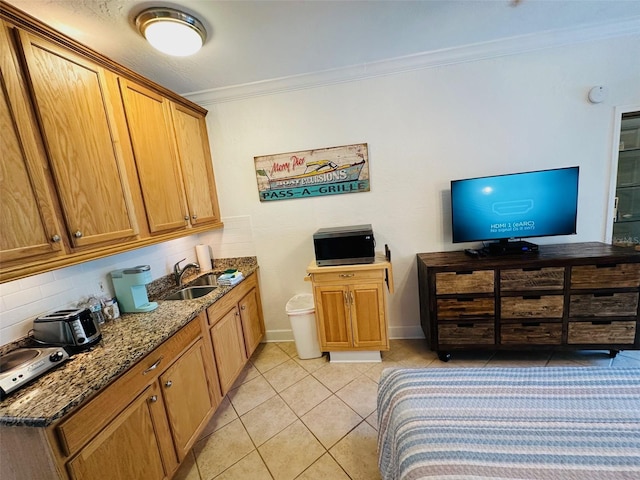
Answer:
[186, 16, 640, 106]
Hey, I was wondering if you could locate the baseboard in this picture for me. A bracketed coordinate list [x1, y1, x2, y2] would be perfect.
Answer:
[263, 326, 425, 343]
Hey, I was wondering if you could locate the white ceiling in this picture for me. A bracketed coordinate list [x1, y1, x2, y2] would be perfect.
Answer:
[6, 0, 640, 96]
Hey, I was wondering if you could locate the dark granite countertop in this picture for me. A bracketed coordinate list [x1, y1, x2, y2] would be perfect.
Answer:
[0, 257, 258, 428]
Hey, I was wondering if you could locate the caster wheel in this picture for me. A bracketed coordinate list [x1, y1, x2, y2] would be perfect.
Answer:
[438, 352, 451, 362]
[609, 349, 619, 358]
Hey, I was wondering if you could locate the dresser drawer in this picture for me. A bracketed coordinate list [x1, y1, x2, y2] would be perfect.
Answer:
[437, 297, 494, 319]
[435, 270, 494, 294]
[500, 322, 562, 345]
[500, 267, 564, 291]
[571, 263, 640, 289]
[438, 321, 494, 345]
[501, 295, 564, 319]
[56, 317, 201, 457]
[569, 292, 639, 317]
[568, 320, 636, 344]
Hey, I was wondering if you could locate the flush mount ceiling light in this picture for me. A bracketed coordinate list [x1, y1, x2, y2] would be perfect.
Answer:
[136, 7, 206, 57]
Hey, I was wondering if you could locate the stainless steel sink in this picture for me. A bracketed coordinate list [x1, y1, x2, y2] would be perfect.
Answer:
[188, 273, 219, 287]
[163, 285, 217, 300]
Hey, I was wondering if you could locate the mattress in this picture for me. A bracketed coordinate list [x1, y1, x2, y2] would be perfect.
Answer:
[377, 367, 640, 480]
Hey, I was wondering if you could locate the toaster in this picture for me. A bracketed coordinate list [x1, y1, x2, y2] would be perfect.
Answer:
[33, 308, 102, 350]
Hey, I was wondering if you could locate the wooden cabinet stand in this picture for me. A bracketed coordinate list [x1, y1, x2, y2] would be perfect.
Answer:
[417, 242, 640, 361]
[307, 257, 393, 357]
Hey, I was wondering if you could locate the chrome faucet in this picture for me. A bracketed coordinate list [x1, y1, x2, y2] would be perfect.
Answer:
[174, 258, 200, 286]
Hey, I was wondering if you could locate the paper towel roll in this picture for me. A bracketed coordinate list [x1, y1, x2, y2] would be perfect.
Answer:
[195, 244, 211, 271]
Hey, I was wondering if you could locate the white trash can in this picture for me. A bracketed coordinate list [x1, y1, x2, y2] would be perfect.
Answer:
[285, 294, 322, 359]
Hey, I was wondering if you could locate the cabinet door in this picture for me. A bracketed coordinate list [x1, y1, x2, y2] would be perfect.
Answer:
[119, 79, 187, 233]
[314, 285, 352, 349]
[238, 287, 265, 358]
[350, 282, 388, 349]
[171, 103, 221, 226]
[160, 340, 214, 461]
[67, 383, 172, 480]
[0, 22, 63, 262]
[16, 30, 137, 248]
[210, 307, 247, 395]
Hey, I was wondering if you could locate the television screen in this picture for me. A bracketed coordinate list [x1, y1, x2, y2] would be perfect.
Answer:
[451, 166, 579, 244]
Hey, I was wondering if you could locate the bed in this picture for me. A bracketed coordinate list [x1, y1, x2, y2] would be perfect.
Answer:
[377, 367, 640, 480]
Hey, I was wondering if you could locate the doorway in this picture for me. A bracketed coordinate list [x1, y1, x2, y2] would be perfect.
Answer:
[610, 110, 640, 247]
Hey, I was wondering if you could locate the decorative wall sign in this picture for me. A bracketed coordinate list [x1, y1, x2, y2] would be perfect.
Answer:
[254, 143, 369, 202]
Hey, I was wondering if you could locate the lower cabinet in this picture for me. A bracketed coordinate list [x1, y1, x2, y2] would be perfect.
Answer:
[207, 272, 265, 395]
[56, 315, 215, 480]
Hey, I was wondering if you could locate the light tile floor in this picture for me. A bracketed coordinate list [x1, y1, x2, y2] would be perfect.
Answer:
[174, 340, 640, 480]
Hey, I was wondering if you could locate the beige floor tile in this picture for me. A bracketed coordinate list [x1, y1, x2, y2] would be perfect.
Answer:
[612, 353, 640, 367]
[619, 349, 640, 360]
[336, 375, 378, 418]
[294, 354, 329, 373]
[330, 421, 381, 480]
[312, 362, 363, 392]
[213, 451, 273, 480]
[263, 359, 309, 392]
[231, 361, 262, 389]
[228, 375, 277, 415]
[486, 350, 551, 367]
[172, 450, 200, 480]
[280, 375, 332, 417]
[296, 453, 350, 480]
[548, 350, 613, 367]
[198, 396, 238, 440]
[193, 418, 255, 480]
[275, 341, 299, 357]
[258, 420, 325, 480]
[365, 409, 378, 431]
[363, 360, 402, 383]
[252, 343, 292, 373]
[301, 395, 362, 449]
[241, 395, 298, 446]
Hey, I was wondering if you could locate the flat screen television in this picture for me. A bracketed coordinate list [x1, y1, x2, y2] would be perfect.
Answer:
[451, 166, 579, 253]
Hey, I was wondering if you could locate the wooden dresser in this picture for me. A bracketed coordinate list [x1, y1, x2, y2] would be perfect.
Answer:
[417, 242, 640, 361]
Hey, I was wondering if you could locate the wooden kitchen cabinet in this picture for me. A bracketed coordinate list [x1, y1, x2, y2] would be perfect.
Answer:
[0, 20, 64, 264]
[171, 103, 221, 227]
[417, 242, 640, 361]
[0, 4, 224, 283]
[307, 258, 393, 352]
[52, 315, 217, 480]
[206, 272, 265, 394]
[15, 29, 137, 249]
[66, 382, 172, 480]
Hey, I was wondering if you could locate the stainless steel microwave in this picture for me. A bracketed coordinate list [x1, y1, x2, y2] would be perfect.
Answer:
[313, 224, 375, 266]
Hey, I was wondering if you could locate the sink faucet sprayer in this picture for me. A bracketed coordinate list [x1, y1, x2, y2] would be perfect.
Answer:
[174, 258, 200, 286]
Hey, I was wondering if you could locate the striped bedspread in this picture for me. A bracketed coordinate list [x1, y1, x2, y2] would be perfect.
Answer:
[377, 367, 640, 480]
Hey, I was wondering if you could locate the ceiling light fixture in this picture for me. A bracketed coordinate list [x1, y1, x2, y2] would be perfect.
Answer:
[135, 7, 206, 57]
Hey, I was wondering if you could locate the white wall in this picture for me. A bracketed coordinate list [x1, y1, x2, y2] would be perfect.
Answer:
[1, 33, 639, 345]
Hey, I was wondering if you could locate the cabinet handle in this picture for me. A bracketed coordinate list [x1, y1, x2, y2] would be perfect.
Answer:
[51, 234, 61, 243]
[241, 305, 246, 310]
[522, 295, 542, 300]
[339, 273, 355, 278]
[344, 292, 349, 306]
[149, 395, 158, 403]
[143, 357, 163, 375]
[596, 264, 617, 269]
[350, 291, 354, 305]
[184, 215, 190, 221]
[165, 380, 173, 388]
[192, 214, 197, 220]
[73, 231, 82, 238]
[522, 322, 541, 327]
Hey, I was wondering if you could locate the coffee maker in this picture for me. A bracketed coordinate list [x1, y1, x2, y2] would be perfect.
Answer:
[110, 265, 158, 313]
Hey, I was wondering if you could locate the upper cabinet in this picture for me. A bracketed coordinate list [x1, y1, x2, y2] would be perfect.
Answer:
[0, 5, 222, 283]
[119, 79, 189, 234]
[0, 21, 64, 263]
[16, 30, 138, 248]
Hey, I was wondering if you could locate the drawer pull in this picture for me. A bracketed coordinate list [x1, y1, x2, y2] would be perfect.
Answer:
[522, 295, 542, 300]
[149, 395, 158, 403]
[143, 357, 163, 375]
[593, 293, 615, 297]
[455, 271, 473, 275]
[591, 320, 613, 325]
[456, 323, 474, 328]
[165, 380, 173, 388]
[522, 322, 541, 327]
[522, 267, 542, 272]
[339, 273, 355, 278]
[456, 298, 475, 302]
[596, 264, 617, 269]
